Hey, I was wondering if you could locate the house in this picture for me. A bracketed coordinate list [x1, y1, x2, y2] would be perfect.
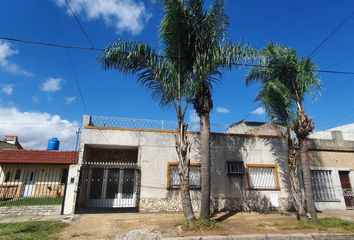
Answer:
[63, 116, 291, 214]
[0, 136, 23, 150]
[309, 131, 354, 210]
[0, 138, 78, 203]
[62, 116, 354, 215]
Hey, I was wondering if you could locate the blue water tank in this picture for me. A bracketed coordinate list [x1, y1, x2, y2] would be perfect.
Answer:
[47, 138, 60, 150]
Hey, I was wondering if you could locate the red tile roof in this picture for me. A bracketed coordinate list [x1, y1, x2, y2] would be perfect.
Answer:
[0, 150, 78, 164]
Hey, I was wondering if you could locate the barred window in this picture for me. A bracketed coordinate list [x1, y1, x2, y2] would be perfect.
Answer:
[168, 163, 201, 190]
[311, 170, 337, 201]
[247, 164, 280, 190]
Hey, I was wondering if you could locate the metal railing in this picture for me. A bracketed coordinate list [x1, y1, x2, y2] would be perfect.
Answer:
[90, 115, 230, 133]
[0, 163, 68, 207]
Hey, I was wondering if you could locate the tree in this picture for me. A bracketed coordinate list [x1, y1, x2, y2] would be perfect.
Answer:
[179, 0, 256, 220]
[99, 0, 197, 221]
[246, 43, 320, 222]
[246, 56, 305, 219]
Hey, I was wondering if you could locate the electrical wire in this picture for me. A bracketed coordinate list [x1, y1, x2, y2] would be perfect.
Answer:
[66, 49, 88, 113]
[64, 0, 95, 48]
[308, 10, 354, 58]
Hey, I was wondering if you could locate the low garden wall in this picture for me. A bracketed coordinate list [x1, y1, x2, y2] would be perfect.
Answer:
[0, 205, 62, 216]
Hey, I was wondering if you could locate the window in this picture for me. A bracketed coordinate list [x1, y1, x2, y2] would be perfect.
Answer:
[60, 168, 68, 184]
[14, 169, 21, 180]
[311, 170, 337, 201]
[167, 162, 201, 190]
[247, 164, 280, 190]
[227, 161, 245, 175]
[4, 171, 11, 182]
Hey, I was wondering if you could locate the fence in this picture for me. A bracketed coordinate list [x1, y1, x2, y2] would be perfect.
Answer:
[0, 163, 68, 207]
[90, 115, 230, 133]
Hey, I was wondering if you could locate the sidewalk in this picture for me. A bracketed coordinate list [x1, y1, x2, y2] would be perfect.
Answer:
[163, 233, 354, 240]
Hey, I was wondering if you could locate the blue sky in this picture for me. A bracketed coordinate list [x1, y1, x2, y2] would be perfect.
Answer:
[0, 0, 354, 149]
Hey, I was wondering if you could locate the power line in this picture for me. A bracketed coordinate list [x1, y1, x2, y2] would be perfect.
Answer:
[64, 0, 95, 48]
[2, 36, 354, 76]
[66, 49, 88, 113]
[308, 10, 354, 58]
[0, 37, 103, 51]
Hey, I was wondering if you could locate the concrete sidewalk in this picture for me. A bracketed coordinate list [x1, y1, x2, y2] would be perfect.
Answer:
[163, 233, 354, 240]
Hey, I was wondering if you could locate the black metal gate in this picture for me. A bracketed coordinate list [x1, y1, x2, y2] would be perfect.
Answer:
[76, 162, 140, 211]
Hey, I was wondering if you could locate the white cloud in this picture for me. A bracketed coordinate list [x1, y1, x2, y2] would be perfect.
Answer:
[0, 107, 79, 150]
[40, 77, 63, 92]
[65, 96, 76, 104]
[2, 84, 14, 96]
[0, 41, 33, 76]
[54, 0, 151, 35]
[216, 106, 229, 114]
[251, 107, 266, 116]
[189, 110, 200, 131]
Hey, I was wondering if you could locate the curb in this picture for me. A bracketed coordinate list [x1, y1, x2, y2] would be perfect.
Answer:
[163, 233, 354, 240]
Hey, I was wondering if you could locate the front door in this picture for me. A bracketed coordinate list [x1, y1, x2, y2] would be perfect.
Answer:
[339, 171, 354, 208]
[23, 171, 36, 197]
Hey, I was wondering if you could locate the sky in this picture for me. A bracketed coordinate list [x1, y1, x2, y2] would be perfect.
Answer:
[0, 0, 354, 150]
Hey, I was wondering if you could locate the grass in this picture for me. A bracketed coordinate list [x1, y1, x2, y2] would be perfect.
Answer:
[181, 219, 222, 231]
[0, 220, 68, 240]
[266, 217, 354, 233]
[0, 197, 63, 207]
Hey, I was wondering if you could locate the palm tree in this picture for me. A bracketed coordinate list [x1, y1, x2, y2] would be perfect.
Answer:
[99, 0, 196, 221]
[179, 0, 256, 220]
[246, 43, 320, 222]
[246, 59, 306, 219]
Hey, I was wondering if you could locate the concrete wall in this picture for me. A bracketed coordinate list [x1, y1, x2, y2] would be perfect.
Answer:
[64, 122, 291, 214]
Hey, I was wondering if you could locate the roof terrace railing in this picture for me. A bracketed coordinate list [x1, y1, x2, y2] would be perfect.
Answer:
[88, 115, 230, 133]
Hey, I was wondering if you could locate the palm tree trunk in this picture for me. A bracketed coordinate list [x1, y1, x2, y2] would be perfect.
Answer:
[299, 138, 318, 222]
[199, 112, 211, 220]
[175, 117, 195, 221]
[180, 164, 195, 221]
[287, 126, 305, 220]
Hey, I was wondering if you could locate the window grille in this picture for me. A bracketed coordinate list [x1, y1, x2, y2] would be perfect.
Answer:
[311, 170, 337, 201]
[227, 162, 245, 175]
[168, 163, 201, 190]
[248, 165, 279, 190]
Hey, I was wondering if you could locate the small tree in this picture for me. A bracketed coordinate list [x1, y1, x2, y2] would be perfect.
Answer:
[246, 43, 320, 222]
[246, 70, 305, 219]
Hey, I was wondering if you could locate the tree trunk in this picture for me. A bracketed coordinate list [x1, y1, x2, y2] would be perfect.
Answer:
[180, 166, 195, 221]
[299, 138, 318, 222]
[286, 127, 305, 220]
[199, 112, 211, 220]
[175, 120, 195, 221]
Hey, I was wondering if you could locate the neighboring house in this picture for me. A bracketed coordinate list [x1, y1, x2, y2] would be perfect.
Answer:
[309, 131, 354, 210]
[0, 136, 23, 150]
[62, 116, 354, 215]
[0, 149, 78, 201]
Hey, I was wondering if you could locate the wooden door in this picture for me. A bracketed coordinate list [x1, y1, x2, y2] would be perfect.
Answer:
[339, 171, 354, 208]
